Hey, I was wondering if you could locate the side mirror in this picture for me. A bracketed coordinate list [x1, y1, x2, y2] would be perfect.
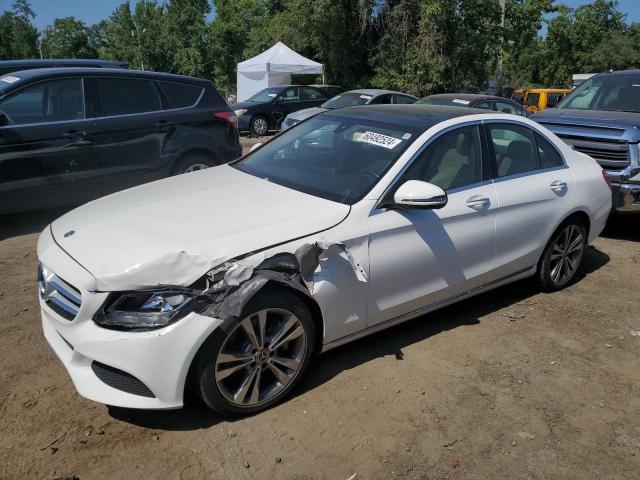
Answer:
[392, 180, 447, 209]
[249, 142, 263, 153]
[0, 111, 8, 127]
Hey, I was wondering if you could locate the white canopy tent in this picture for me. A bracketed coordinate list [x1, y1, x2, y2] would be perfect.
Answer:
[236, 42, 324, 101]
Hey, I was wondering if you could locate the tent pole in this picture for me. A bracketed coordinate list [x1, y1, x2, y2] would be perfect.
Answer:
[322, 67, 325, 85]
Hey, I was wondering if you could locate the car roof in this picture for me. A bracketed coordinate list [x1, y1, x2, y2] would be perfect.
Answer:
[0, 58, 126, 68]
[0, 67, 211, 87]
[424, 93, 505, 102]
[348, 88, 415, 97]
[326, 104, 488, 129]
[526, 88, 570, 93]
[595, 69, 640, 77]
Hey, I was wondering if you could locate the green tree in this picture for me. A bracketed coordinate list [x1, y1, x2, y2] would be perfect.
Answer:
[42, 16, 98, 58]
[0, 0, 39, 60]
[589, 22, 640, 71]
[164, 0, 211, 75]
[207, 0, 267, 93]
[540, 0, 627, 86]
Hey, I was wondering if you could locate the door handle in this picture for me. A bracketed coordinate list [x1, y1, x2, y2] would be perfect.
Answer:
[63, 130, 92, 147]
[550, 180, 568, 192]
[466, 195, 491, 209]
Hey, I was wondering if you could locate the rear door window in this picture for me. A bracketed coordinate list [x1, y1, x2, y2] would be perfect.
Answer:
[300, 87, 324, 101]
[280, 87, 300, 102]
[0, 78, 84, 125]
[487, 123, 539, 177]
[97, 77, 161, 116]
[158, 81, 203, 108]
[394, 94, 416, 104]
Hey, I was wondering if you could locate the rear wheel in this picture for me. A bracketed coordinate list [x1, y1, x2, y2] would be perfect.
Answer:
[250, 115, 269, 136]
[193, 289, 316, 416]
[536, 218, 587, 291]
[170, 153, 216, 176]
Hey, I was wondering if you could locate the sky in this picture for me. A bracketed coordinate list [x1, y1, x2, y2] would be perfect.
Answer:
[1, 0, 639, 32]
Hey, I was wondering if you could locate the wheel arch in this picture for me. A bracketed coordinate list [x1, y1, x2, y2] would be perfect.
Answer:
[537, 209, 591, 268]
[172, 146, 222, 169]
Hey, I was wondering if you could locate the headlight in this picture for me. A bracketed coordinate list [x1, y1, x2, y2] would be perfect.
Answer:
[234, 109, 247, 116]
[93, 290, 198, 330]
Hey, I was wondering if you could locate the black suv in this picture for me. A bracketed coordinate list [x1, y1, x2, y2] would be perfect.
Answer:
[0, 68, 241, 215]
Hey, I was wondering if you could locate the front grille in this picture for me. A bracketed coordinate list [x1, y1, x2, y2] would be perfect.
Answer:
[557, 136, 631, 170]
[91, 361, 155, 398]
[38, 264, 82, 321]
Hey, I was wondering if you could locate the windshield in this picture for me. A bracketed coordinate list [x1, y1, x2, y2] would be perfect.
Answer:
[321, 92, 374, 109]
[246, 87, 283, 103]
[417, 96, 471, 106]
[234, 115, 420, 204]
[559, 75, 640, 112]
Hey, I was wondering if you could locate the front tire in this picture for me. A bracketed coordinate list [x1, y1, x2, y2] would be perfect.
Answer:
[193, 289, 316, 416]
[536, 218, 587, 291]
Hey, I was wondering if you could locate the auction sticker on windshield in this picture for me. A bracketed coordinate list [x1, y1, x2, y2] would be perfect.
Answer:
[0, 75, 19, 83]
[357, 131, 402, 149]
[452, 98, 470, 105]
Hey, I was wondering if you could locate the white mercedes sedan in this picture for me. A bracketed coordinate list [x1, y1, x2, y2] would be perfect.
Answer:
[37, 105, 611, 416]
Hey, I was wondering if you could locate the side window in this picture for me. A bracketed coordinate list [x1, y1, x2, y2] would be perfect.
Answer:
[300, 87, 324, 101]
[495, 101, 519, 115]
[474, 101, 492, 111]
[400, 125, 483, 191]
[394, 94, 415, 104]
[158, 81, 203, 108]
[546, 93, 563, 108]
[371, 94, 392, 105]
[487, 123, 539, 177]
[535, 131, 564, 168]
[280, 87, 300, 102]
[525, 92, 540, 107]
[97, 78, 161, 116]
[0, 78, 83, 125]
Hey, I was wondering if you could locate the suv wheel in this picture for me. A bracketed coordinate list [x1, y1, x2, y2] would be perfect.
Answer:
[193, 289, 316, 416]
[171, 154, 216, 176]
[536, 218, 587, 291]
[250, 115, 269, 136]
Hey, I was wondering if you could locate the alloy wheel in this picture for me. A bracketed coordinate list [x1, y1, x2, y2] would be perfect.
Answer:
[183, 163, 210, 173]
[214, 308, 307, 407]
[549, 224, 585, 286]
[252, 117, 268, 136]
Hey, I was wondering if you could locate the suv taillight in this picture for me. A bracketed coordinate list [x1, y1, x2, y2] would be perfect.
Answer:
[214, 111, 238, 128]
[602, 169, 612, 188]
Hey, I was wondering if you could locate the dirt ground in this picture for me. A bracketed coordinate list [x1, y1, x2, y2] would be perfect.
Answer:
[1, 141, 640, 479]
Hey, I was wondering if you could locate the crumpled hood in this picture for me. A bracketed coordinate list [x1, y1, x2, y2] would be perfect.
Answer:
[50, 165, 349, 291]
[287, 107, 329, 122]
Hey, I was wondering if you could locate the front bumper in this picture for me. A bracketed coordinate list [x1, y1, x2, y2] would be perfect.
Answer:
[611, 182, 640, 213]
[38, 227, 223, 410]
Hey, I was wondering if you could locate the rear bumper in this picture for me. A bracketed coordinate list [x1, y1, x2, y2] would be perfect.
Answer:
[611, 182, 640, 213]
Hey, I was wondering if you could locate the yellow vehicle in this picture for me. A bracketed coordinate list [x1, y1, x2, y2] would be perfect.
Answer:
[511, 88, 528, 105]
[523, 88, 571, 113]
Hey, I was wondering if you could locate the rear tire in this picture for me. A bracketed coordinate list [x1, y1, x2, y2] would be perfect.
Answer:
[193, 289, 316, 416]
[170, 153, 216, 176]
[536, 218, 587, 291]
[250, 115, 269, 136]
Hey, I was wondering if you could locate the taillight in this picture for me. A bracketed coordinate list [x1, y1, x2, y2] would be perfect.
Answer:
[214, 111, 238, 128]
[602, 169, 612, 188]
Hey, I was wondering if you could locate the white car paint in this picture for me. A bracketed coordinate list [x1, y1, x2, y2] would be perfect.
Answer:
[37, 112, 611, 410]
